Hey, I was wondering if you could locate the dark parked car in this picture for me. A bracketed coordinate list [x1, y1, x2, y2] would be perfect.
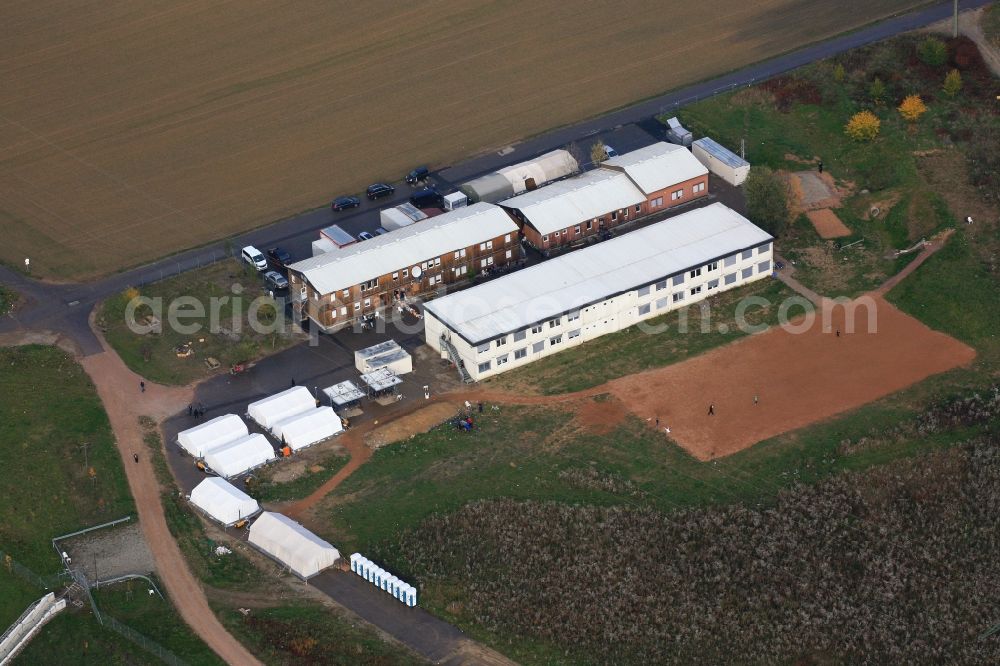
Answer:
[267, 247, 291, 267]
[405, 166, 429, 184]
[331, 196, 360, 211]
[374, 227, 389, 236]
[366, 183, 395, 200]
[263, 270, 288, 291]
[409, 187, 443, 209]
[357, 231, 374, 241]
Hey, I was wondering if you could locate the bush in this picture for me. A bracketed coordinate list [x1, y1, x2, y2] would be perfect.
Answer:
[868, 77, 886, 105]
[898, 94, 927, 123]
[917, 37, 948, 66]
[743, 166, 789, 237]
[844, 110, 880, 141]
[833, 63, 845, 83]
[942, 68, 962, 97]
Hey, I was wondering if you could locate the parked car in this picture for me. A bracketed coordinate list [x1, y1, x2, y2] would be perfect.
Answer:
[604, 145, 618, 158]
[331, 195, 360, 211]
[405, 166, 429, 184]
[366, 183, 395, 200]
[357, 231, 374, 241]
[241, 245, 268, 272]
[267, 247, 291, 267]
[263, 270, 288, 290]
[374, 227, 390, 236]
[410, 187, 443, 209]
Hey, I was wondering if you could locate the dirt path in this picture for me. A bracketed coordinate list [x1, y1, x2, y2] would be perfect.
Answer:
[926, 7, 1000, 78]
[79, 333, 263, 666]
[874, 228, 954, 296]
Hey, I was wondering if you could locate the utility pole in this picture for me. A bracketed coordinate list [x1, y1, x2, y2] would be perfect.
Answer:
[79, 442, 89, 473]
[953, 0, 958, 39]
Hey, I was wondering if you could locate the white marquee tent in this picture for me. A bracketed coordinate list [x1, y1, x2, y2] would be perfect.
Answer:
[246, 386, 316, 430]
[189, 477, 260, 526]
[203, 434, 276, 478]
[248, 512, 340, 579]
[271, 407, 343, 451]
[176, 414, 248, 458]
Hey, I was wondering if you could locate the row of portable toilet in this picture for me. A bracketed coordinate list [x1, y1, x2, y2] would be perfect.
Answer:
[350, 553, 417, 607]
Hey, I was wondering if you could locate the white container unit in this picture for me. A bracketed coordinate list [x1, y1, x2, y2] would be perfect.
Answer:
[350, 553, 362, 575]
[386, 575, 399, 595]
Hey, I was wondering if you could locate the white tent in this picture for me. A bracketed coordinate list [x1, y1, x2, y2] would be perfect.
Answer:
[246, 386, 316, 429]
[176, 414, 248, 458]
[271, 407, 342, 451]
[189, 477, 260, 526]
[203, 434, 275, 478]
[248, 512, 340, 579]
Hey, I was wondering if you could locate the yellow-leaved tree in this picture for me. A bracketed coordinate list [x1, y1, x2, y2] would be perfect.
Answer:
[844, 110, 881, 142]
[898, 95, 927, 123]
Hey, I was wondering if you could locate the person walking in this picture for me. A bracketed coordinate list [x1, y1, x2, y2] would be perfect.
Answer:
[753, 395, 759, 406]
[291, 378, 296, 387]
[133, 453, 139, 463]
[655, 417, 660, 427]
[478, 401, 483, 413]
[187, 404, 193, 416]
[708, 404, 715, 416]
[139, 381, 145, 393]
[836, 329, 841, 338]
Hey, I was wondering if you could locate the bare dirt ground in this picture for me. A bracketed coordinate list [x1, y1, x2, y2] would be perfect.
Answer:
[78, 330, 262, 665]
[0, 0, 925, 278]
[62, 521, 155, 583]
[806, 208, 852, 238]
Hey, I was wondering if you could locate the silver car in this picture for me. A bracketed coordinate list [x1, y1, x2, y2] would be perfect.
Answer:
[263, 270, 288, 290]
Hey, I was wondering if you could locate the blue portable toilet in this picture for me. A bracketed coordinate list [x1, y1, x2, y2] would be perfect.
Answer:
[406, 585, 417, 607]
[350, 553, 362, 575]
[395, 582, 406, 602]
[386, 575, 399, 594]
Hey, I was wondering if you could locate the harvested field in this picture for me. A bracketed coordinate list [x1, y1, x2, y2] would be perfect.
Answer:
[610, 295, 976, 459]
[806, 208, 852, 238]
[0, 0, 924, 278]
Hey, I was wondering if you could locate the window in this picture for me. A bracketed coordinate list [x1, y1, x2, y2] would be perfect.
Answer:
[392, 272, 399, 280]
[360, 278, 377, 292]
[433, 274, 442, 284]
[567, 311, 580, 322]
[689, 268, 702, 278]
[531, 324, 543, 334]
[354, 302, 361, 311]
[623, 207, 629, 218]
[575, 225, 581, 235]
[638, 304, 651, 315]
[707, 279, 719, 290]
[550, 335, 562, 345]
[611, 210, 617, 221]
[481, 258, 488, 268]
[330, 309, 337, 319]
[453, 265, 467, 276]
[542, 235, 549, 242]
[496, 336, 507, 347]
[434, 257, 441, 266]
[487, 240, 493, 249]
[690, 286, 702, 296]
[725, 254, 737, 267]
[758, 242, 772, 255]
[656, 297, 669, 309]
[329, 294, 335, 302]
[340, 306, 347, 316]
[548, 318, 560, 329]
[514, 330, 526, 342]
[403, 268, 409, 278]
[586, 220, 593, 230]
[693, 182, 706, 193]
[342, 289, 350, 298]
[478, 361, 491, 373]
[504, 233, 512, 243]
[672, 292, 685, 303]
[656, 280, 667, 290]
[496, 355, 508, 366]
[479, 242, 486, 251]
[758, 260, 771, 273]
[651, 196, 663, 208]
[708, 261, 718, 271]
[313, 292, 319, 301]
[454, 251, 460, 260]
[506, 249, 512, 259]
[725, 272, 737, 285]
[638, 285, 651, 297]
[477, 342, 490, 353]
[742, 249, 753, 260]
[635, 204, 642, 213]
[568, 329, 580, 339]
[532, 341, 545, 353]
[672, 274, 685, 286]
[364, 297, 371, 307]
[421, 261, 428, 270]
[514, 347, 527, 360]
[671, 189, 684, 201]
[742, 267, 753, 279]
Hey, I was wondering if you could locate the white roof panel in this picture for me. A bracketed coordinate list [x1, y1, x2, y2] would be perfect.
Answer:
[248, 512, 340, 579]
[500, 169, 645, 235]
[602, 141, 707, 194]
[176, 414, 248, 458]
[425, 203, 772, 344]
[290, 203, 518, 294]
[189, 477, 260, 525]
[246, 386, 316, 429]
[271, 407, 343, 451]
[203, 433, 276, 478]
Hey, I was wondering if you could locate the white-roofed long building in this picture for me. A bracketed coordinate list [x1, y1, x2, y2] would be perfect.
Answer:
[287, 203, 520, 332]
[501, 142, 708, 252]
[424, 203, 774, 381]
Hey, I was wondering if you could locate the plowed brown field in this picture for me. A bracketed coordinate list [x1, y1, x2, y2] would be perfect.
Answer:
[0, 0, 923, 278]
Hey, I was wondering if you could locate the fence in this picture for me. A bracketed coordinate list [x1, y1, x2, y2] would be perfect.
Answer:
[101, 614, 188, 666]
[0, 549, 63, 592]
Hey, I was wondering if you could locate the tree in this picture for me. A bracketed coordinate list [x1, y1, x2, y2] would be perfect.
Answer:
[743, 167, 789, 237]
[917, 37, 948, 66]
[833, 63, 845, 83]
[590, 141, 608, 165]
[942, 69, 962, 97]
[898, 95, 927, 123]
[845, 110, 881, 142]
[868, 77, 886, 105]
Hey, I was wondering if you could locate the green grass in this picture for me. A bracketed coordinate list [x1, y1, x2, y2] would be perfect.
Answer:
[216, 602, 425, 665]
[99, 259, 299, 385]
[983, 3, 1000, 47]
[494, 278, 795, 395]
[0, 345, 134, 574]
[0, 284, 14, 315]
[247, 452, 349, 503]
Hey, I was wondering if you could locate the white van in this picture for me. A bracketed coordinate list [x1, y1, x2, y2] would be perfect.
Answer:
[241, 246, 267, 272]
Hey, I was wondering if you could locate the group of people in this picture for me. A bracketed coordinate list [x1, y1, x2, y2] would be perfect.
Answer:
[187, 403, 207, 419]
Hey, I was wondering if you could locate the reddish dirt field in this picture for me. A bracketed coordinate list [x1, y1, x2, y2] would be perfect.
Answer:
[575, 397, 629, 435]
[806, 208, 852, 238]
[608, 295, 975, 459]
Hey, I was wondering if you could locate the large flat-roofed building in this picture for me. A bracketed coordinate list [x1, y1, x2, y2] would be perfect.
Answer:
[500, 142, 708, 252]
[288, 203, 519, 332]
[424, 203, 773, 381]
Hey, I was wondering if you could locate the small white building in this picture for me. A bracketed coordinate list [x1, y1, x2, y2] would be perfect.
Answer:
[380, 203, 428, 231]
[354, 339, 413, 375]
[692, 137, 750, 186]
[424, 203, 774, 381]
[189, 477, 261, 526]
[176, 414, 248, 458]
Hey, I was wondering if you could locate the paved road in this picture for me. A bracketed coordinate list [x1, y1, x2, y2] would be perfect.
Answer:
[0, 0, 987, 357]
